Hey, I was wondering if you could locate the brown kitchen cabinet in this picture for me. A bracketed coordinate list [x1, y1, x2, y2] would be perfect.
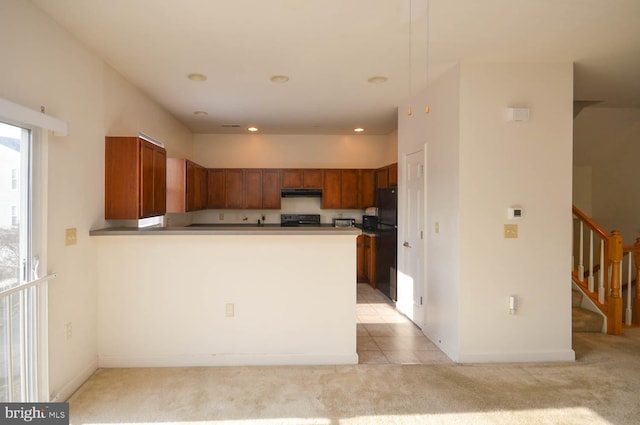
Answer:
[105, 136, 166, 220]
[375, 163, 398, 189]
[322, 169, 359, 209]
[244, 169, 282, 209]
[281, 169, 322, 189]
[365, 235, 377, 287]
[261, 169, 282, 209]
[357, 235, 367, 283]
[359, 169, 376, 208]
[357, 234, 377, 285]
[388, 163, 398, 186]
[166, 159, 207, 213]
[224, 169, 244, 209]
[207, 169, 226, 209]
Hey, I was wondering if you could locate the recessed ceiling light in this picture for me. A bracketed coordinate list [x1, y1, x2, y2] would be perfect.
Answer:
[248, 126, 259, 132]
[187, 73, 207, 82]
[193, 111, 208, 116]
[354, 128, 365, 133]
[270, 75, 290, 83]
[367, 76, 388, 84]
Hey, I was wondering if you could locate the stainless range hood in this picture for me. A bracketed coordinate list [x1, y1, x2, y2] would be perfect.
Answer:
[281, 188, 323, 198]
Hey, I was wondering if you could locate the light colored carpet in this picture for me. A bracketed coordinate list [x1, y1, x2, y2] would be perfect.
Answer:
[68, 329, 640, 425]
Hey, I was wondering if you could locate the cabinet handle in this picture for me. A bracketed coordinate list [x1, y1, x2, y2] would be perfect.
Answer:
[403, 241, 412, 248]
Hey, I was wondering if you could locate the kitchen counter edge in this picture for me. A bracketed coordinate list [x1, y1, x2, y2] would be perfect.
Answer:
[90, 225, 362, 236]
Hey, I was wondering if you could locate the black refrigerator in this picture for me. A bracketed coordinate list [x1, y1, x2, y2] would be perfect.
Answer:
[375, 187, 397, 301]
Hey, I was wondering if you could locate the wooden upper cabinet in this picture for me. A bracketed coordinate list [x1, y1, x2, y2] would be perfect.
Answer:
[167, 159, 207, 213]
[359, 169, 376, 208]
[302, 169, 322, 188]
[376, 167, 389, 189]
[322, 169, 342, 209]
[262, 169, 281, 209]
[281, 169, 303, 189]
[225, 169, 244, 209]
[388, 163, 398, 187]
[281, 169, 322, 189]
[105, 136, 166, 220]
[340, 169, 359, 209]
[207, 169, 226, 209]
[243, 169, 263, 209]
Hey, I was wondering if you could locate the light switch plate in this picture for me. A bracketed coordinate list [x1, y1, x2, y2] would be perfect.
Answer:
[504, 224, 518, 239]
[65, 228, 77, 246]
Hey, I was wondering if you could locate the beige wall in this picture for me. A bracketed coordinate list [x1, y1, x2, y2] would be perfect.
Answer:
[0, 0, 194, 401]
[398, 62, 575, 363]
[104, 66, 193, 159]
[193, 133, 396, 169]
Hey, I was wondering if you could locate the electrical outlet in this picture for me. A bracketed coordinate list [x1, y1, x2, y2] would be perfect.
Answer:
[435, 222, 440, 234]
[65, 228, 77, 246]
[225, 303, 235, 317]
[219, 213, 224, 220]
[65, 322, 72, 340]
[504, 224, 518, 239]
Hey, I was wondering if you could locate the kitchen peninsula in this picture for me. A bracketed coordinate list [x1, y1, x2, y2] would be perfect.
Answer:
[90, 224, 360, 367]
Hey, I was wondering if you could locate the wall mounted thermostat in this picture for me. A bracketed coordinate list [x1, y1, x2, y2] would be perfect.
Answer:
[508, 207, 524, 219]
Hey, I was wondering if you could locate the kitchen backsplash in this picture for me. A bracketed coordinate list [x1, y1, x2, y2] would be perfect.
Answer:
[166, 197, 365, 226]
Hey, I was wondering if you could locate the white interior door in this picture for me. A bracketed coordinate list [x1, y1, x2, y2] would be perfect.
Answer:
[402, 149, 425, 328]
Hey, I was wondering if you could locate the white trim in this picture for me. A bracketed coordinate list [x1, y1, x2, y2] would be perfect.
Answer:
[49, 357, 98, 402]
[98, 353, 359, 368]
[457, 349, 576, 363]
[0, 97, 68, 136]
[138, 132, 165, 148]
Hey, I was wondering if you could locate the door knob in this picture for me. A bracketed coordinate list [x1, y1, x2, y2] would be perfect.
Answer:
[403, 241, 412, 248]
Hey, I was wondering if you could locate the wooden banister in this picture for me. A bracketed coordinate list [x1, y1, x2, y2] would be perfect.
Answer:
[572, 205, 610, 240]
[608, 230, 623, 335]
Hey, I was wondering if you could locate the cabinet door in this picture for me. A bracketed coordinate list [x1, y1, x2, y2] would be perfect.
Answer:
[357, 235, 367, 283]
[367, 236, 377, 288]
[322, 169, 341, 209]
[388, 163, 398, 187]
[152, 147, 166, 216]
[195, 165, 207, 210]
[207, 169, 226, 209]
[359, 169, 375, 208]
[105, 137, 140, 219]
[185, 161, 197, 211]
[140, 142, 165, 218]
[225, 169, 244, 209]
[244, 169, 262, 209]
[262, 169, 281, 209]
[340, 169, 359, 209]
[376, 167, 388, 189]
[281, 169, 302, 189]
[302, 169, 322, 188]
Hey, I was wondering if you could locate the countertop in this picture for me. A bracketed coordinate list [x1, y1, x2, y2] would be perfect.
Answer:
[90, 223, 362, 236]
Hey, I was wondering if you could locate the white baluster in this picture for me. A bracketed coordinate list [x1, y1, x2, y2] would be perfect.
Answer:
[578, 221, 584, 281]
[588, 230, 594, 291]
[627, 252, 633, 325]
[599, 240, 605, 304]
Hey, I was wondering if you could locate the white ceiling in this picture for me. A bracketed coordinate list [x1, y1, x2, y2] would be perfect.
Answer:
[32, 0, 640, 135]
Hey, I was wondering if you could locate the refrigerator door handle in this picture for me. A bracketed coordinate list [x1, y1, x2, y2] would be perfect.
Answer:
[403, 241, 412, 248]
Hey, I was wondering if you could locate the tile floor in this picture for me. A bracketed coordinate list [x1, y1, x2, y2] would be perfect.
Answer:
[357, 283, 452, 365]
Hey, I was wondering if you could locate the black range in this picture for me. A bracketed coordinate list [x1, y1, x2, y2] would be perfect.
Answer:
[280, 214, 321, 226]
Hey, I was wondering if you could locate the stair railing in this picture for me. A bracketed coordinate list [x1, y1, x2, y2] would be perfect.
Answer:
[622, 237, 640, 326]
[572, 205, 623, 335]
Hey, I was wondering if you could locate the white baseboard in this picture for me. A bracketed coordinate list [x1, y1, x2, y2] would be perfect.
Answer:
[98, 352, 359, 368]
[49, 356, 98, 402]
[457, 349, 576, 364]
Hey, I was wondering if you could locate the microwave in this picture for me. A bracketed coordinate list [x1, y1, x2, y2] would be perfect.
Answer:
[333, 218, 355, 228]
[362, 215, 378, 230]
